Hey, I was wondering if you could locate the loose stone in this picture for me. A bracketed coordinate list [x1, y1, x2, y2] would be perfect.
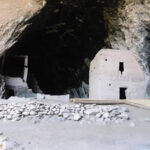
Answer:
[73, 113, 82, 121]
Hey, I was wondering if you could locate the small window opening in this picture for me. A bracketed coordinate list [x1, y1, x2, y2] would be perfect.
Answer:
[105, 59, 107, 61]
[120, 87, 127, 99]
[119, 62, 124, 75]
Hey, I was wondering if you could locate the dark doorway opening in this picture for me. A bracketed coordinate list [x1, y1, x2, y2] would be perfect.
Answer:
[119, 62, 124, 75]
[120, 87, 127, 99]
[2, 55, 24, 77]
[6, 89, 15, 99]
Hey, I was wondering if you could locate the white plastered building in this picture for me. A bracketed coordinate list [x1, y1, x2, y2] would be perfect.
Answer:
[89, 49, 149, 100]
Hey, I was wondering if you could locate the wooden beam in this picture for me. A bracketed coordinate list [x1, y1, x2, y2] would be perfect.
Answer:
[70, 98, 126, 105]
[70, 98, 150, 110]
[126, 101, 150, 111]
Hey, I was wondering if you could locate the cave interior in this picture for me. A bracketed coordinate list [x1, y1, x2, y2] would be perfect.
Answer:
[0, 0, 109, 98]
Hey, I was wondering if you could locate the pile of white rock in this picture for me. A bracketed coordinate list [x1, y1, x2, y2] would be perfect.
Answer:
[0, 101, 130, 123]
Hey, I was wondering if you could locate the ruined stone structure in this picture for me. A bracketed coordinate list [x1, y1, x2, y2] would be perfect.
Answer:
[3, 55, 34, 98]
[89, 49, 149, 100]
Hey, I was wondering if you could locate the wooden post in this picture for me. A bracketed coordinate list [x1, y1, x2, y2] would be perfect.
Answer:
[23, 55, 28, 82]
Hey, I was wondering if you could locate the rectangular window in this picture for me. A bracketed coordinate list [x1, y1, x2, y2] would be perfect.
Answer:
[119, 62, 124, 75]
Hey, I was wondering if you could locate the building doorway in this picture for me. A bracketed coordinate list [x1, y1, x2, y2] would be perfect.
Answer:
[120, 87, 127, 99]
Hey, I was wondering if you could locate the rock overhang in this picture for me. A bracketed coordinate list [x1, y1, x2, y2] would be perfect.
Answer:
[0, 0, 46, 56]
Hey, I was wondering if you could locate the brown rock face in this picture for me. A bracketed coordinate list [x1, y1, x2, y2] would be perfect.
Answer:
[0, 0, 45, 56]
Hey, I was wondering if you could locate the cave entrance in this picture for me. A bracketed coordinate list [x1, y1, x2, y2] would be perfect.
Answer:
[119, 87, 127, 100]
[0, 0, 107, 98]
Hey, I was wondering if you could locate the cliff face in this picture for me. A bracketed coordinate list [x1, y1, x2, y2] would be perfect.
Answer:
[0, 0, 45, 55]
[104, 0, 150, 74]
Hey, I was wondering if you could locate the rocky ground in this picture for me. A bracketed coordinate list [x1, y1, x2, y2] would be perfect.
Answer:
[0, 97, 150, 150]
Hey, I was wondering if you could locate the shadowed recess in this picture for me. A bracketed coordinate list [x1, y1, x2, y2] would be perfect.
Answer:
[2, 0, 108, 96]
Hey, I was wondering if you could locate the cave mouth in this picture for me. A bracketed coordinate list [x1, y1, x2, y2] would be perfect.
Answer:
[1, 0, 107, 98]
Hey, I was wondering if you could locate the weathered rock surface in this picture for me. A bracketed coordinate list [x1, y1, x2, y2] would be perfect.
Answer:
[0, 0, 45, 56]
[104, 0, 150, 74]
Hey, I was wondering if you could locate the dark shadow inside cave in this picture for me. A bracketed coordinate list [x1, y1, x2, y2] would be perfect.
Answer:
[1, 0, 107, 98]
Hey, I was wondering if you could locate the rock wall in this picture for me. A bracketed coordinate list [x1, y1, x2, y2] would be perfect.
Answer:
[0, 0, 45, 56]
[104, 0, 150, 74]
